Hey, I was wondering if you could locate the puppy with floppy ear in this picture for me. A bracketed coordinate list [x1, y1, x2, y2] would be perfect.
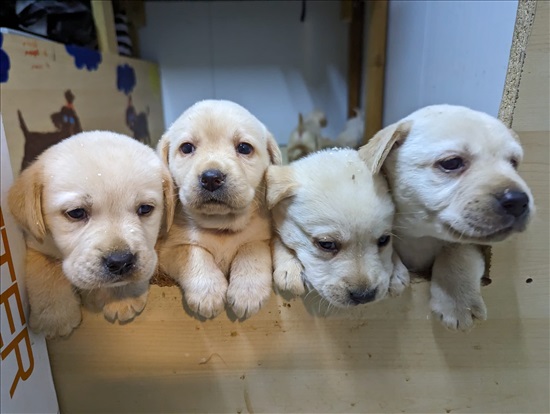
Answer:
[8, 131, 174, 338]
[157, 100, 282, 319]
[267, 148, 410, 307]
[359, 105, 535, 331]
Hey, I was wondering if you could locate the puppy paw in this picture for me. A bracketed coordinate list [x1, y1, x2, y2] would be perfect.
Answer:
[29, 303, 82, 339]
[273, 258, 306, 296]
[389, 255, 410, 297]
[102, 292, 148, 323]
[227, 276, 272, 319]
[430, 285, 487, 331]
[185, 281, 228, 319]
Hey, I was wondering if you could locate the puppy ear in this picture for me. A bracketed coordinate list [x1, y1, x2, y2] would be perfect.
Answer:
[266, 165, 297, 209]
[266, 131, 283, 165]
[160, 167, 175, 234]
[359, 121, 412, 174]
[157, 134, 170, 166]
[7, 163, 47, 241]
[297, 113, 305, 135]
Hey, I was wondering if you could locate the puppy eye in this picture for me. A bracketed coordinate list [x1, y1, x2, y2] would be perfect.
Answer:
[180, 142, 195, 154]
[137, 204, 154, 216]
[236, 142, 254, 155]
[315, 239, 340, 253]
[66, 208, 88, 221]
[377, 234, 391, 248]
[510, 158, 519, 169]
[438, 157, 465, 172]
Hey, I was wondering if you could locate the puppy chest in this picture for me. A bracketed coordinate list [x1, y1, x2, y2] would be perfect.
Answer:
[192, 226, 271, 276]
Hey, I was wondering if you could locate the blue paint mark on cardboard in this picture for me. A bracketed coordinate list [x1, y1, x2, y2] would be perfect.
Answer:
[65, 45, 101, 70]
[117, 64, 136, 95]
[0, 33, 11, 83]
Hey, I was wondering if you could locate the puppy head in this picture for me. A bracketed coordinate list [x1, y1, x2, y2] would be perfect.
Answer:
[267, 149, 396, 307]
[159, 100, 281, 230]
[307, 109, 328, 128]
[8, 131, 174, 289]
[361, 105, 534, 244]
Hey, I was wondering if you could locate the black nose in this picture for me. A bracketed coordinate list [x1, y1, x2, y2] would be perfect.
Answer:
[349, 288, 378, 304]
[200, 169, 225, 192]
[498, 190, 529, 218]
[103, 251, 136, 276]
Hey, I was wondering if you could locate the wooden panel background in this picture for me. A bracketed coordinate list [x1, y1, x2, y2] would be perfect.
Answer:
[42, 1, 550, 412]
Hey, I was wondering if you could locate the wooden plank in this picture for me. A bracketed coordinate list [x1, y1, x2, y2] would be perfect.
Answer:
[363, 0, 388, 143]
[47, 277, 550, 413]
[511, 0, 550, 132]
[91, 0, 119, 54]
[347, 0, 365, 119]
[340, 0, 353, 22]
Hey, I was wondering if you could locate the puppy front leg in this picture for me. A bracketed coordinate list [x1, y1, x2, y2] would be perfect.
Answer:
[161, 244, 227, 318]
[389, 251, 410, 297]
[430, 243, 487, 331]
[272, 236, 305, 295]
[25, 248, 82, 338]
[227, 240, 273, 319]
[86, 280, 150, 323]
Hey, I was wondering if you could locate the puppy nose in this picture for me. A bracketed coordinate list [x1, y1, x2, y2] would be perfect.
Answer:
[349, 288, 378, 304]
[200, 169, 225, 192]
[498, 190, 529, 217]
[103, 251, 136, 276]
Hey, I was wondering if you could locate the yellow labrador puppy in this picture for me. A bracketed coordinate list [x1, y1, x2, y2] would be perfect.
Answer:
[158, 100, 282, 319]
[8, 131, 174, 338]
[267, 148, 409, 306]
[359, 105, 534, 331]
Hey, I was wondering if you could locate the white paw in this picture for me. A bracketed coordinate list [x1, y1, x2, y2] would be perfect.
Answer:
[389, 258, 410, 297]
[273, 258, 306, 296]
[227, 276, 272, 319]
[29, 302, 82, 339]
[185, 279, 228, 319]
[430, 284, 487, 331]
[102, 292, 148, 323]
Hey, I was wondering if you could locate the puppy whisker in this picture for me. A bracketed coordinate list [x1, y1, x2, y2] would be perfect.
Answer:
[389, 232, 403, 241]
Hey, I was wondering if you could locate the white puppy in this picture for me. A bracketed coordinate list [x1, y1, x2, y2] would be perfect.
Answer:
[267, 148, 409, 307]
[337, 109, 365, 148]
[287, 110, 330, 162]
[157, 100, 282, 319]
[359, 105, 534, 331]
[8, 131, 175, 338]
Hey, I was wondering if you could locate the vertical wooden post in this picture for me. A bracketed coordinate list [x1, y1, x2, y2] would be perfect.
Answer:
[363, 0, 388, 144]
[346, 0, 365, 119]
[91, 0, 118, 54]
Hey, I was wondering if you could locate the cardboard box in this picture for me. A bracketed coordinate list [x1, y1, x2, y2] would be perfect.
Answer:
[1, 116, 59, 414]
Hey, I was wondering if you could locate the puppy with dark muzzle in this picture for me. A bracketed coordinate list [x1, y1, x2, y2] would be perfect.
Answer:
[359, 105, 534, 331]
[157, 100, 282, 319]
[8, 131, 175, 338]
